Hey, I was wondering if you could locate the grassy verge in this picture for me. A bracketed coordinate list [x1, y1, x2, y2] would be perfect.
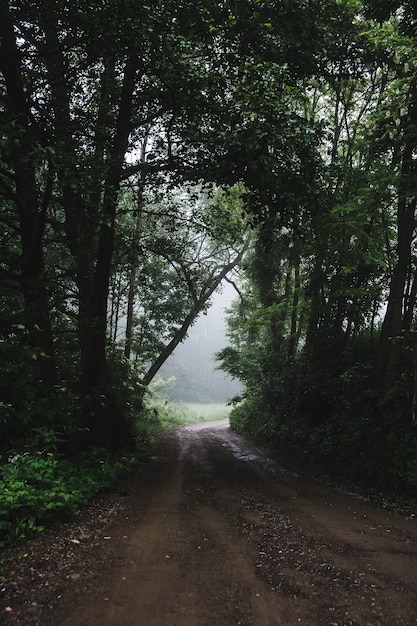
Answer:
[135, 400, 231, 436]
[180, 402, 232, 422]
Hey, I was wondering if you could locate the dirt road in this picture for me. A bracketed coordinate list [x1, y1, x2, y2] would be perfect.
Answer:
[2, 420, 417, 625]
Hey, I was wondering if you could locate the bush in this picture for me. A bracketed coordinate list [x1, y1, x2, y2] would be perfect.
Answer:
[0, 323, 84, 448]
[228, 344, 417, 495]
[0, 429, 136, 547]
[230, 395, 273, 439]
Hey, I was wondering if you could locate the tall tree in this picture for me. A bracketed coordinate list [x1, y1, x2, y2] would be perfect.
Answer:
[110, 182, 249, 385]
[368, 4, 417, 393]
[0, 1, 57, 386]
[2, 0, 369, 450]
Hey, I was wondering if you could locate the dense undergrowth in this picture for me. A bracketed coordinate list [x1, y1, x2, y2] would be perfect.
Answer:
[229, 354, 417, 496]
[0, 398, 229, 548]
[0, 335, 230, 548]
[0, 428, 137, 548]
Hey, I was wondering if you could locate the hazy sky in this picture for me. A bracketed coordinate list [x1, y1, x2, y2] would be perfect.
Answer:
[160, 279, 242, 402]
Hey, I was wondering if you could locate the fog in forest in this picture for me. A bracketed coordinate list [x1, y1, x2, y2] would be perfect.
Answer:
[159, 281, 242, 403]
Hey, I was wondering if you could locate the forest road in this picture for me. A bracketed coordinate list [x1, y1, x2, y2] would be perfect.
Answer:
[3, 421, 417, 626]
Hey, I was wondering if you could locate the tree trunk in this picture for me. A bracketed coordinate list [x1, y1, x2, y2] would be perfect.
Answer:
[18, 204, 57, 387]
[402, 263, 417, 335]
[375, 142, 417, 391]
[41, 11, 138, 446]
[287, 263, 300, 361]
[125, 264, 137, 360]
[125, 159, 148, 359]
[0, 2, 57, 386]
[142, 243, 249, 387]
[78, 55, 138, 447]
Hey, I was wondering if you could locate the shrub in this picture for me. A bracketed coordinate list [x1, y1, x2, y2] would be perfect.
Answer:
[0, 430, 136, 547]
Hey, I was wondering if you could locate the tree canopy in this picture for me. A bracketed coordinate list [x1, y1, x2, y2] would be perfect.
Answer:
[216, 0, 417, 493]
[1, 0, 417, 494]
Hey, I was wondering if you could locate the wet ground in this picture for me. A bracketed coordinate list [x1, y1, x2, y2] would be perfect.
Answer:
[2, 420, 417, 625]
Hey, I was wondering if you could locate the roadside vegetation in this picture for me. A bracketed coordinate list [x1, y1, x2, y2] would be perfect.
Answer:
[0, 397, 228, 547]
[2, 1, 417, 546]
[214, 2, 417, 497]
[0, 430, 136, 548]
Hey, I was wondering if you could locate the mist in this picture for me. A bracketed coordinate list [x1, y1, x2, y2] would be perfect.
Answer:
[159, 280, 242, 403]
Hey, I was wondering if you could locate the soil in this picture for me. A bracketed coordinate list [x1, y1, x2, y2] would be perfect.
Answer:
[1, 420, 417, 626]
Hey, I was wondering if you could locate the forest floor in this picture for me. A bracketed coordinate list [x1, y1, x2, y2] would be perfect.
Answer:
[2, 420, 417, 626]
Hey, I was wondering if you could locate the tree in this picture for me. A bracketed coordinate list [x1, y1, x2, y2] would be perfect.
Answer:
[3, 0, 333, 447]
[366, 5, 417, 393]
[0, 2, 57, 387]
[217, 1, 417, 491]
[110, 182, 249, 386]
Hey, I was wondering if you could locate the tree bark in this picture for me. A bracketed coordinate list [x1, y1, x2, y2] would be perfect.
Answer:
[287, 263, 300, 361]
[77, 55, 138, 446]
[41, 11, 138, 446]
[375, 128, 417, 391]
[125, 140, 148, 360]
[0, 1, 57, 386]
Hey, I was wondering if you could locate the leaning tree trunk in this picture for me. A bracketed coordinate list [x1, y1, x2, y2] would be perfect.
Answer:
[142, 242, 249, 387]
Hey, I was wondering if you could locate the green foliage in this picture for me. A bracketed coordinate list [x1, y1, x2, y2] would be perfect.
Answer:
[205, 184, 249, 245]
[107, 348, 146, 435]
[0, 328, 82, 446]
[112, 182, 248, 375]
[229, 396, 273, 440]
[0, 430, 136, 547]
[228, 335, 417, 495]
[2, 0, 417, 497]
[215, 1, 417, 498]
[133, 373, 231, 439]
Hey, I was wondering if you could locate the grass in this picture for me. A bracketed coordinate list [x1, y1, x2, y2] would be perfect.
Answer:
[157, 402, 231, 430]
[0, 403, 231, 547]
[178, 402, 231, 423]
[133, 398, 232, 442]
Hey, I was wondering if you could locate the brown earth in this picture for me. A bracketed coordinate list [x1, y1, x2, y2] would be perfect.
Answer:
[1, 420, 417, 625]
